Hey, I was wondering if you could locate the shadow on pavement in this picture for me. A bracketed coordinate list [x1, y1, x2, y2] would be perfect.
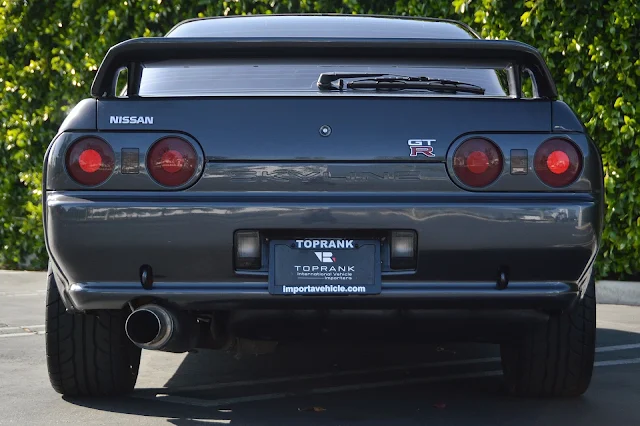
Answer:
[64, 327, 640, 425]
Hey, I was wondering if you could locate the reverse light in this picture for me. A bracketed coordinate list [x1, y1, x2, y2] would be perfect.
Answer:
[66, 137, 115, 186]
[147, 137, 197, 187]
[534, 138, 582, 187]
[453, 138, 503, 188]
[235, 231, 261, 269]
[390, 231, 416, 270]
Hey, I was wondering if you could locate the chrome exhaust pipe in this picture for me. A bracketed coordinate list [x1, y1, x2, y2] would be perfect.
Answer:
[125, 304, 198, 353]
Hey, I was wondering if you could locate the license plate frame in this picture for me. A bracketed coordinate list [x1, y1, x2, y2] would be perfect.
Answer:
[268, 239, 381, 296]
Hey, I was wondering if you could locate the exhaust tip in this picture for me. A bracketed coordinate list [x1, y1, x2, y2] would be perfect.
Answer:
[126, 308, 163, 346]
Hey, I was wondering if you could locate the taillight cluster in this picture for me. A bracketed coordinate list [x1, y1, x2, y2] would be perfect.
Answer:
[452, 137, 582, 188]
[65, 136, 198, 187]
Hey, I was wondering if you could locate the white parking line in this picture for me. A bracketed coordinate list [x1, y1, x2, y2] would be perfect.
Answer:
[135, 358, 640, 408]
[133, 370, 504, 408]
[150, 355, 502, 394]
[133, 344, 640, 408]
[0, 324, 45, 330]
[143, 341, 640, 395]
[19, 324, 46, 329]
[0, 324, 46, 338]
[595, 358, 640, 367]
[0, 292, 46, 297]
[0, 332, 44, 338]
[595, 343, 640, 353]
[0, 327, 24, 332]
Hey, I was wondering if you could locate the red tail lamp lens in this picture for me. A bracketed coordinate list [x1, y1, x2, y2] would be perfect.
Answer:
[534, 139, 582, 187]
[79, 149, 102, 173]
[147, 137, 197, 187]
[453, 138, 503, 187]
[466, 151, 490, 174]
[160, 150, 185, 174]
[547, 150, 570, 174]
[66, 137, 115, 186]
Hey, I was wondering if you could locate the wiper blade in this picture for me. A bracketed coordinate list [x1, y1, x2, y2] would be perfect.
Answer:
[346, 79, 485, 95]
[316, 73, 485, 95]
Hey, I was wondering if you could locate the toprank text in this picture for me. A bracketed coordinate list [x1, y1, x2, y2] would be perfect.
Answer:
[294, 265, 355, 272]
[109, 116, 154, 125]
[296, 239, 354, 249]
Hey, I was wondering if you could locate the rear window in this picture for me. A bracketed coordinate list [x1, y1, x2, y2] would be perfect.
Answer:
[135, 58, 510, 97]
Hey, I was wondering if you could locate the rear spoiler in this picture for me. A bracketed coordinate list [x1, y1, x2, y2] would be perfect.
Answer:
[91, 37, 558, 99]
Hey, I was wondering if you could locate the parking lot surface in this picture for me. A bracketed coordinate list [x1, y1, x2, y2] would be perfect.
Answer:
[1, 271, 639, 425]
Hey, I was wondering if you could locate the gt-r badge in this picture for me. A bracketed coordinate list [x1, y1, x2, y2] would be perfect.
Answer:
[408, 139, 436, 157]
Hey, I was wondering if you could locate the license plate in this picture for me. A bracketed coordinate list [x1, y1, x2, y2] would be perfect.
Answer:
[269, 239, 381, 295]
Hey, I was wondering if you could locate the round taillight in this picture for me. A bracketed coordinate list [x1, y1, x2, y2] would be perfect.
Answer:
[147, 137, 197, 187]
[66, 137, 115, 186]
[453, 138, 503, 188]
[534, 139, 582, 187]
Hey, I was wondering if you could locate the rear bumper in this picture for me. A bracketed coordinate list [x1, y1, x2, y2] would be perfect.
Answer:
[64, 281, 578, 311]
[45, 191, 600, 312]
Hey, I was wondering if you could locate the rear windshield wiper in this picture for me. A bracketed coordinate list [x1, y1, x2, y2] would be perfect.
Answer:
[317, 73, 485, 95]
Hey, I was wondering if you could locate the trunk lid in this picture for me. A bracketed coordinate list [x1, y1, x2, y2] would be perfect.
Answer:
[97, 97, 550, 162]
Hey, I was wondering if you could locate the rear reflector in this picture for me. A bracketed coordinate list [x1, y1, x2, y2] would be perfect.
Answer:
[147, 137, 197, 187]
[534, 138, 582, 187]
[66, 137, 115, 186]
[235, 231, 261, 269]
[453, 138, 503, 188]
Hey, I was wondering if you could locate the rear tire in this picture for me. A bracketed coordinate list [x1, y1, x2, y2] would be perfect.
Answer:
[500, 275, 596, 397]
[45, 266, 141, 397]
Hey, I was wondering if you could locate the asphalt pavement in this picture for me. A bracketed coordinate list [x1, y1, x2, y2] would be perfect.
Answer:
[1, 271, 639, 425]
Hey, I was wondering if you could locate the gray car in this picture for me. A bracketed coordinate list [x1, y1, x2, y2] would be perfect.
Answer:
[42, 14, 604, 399]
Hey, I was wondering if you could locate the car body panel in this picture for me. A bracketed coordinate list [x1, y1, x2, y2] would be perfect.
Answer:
[43, 15, 604, 319]
[94, 98, 551, 161]
[65, 281, 577, 312]
[46, 190, 598, 290]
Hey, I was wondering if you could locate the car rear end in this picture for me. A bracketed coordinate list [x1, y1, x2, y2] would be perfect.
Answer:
[42, 15, 604, 398]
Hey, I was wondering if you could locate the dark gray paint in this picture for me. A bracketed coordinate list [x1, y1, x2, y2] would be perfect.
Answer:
[45, 96, 603, 315]
[44, 16, 603, 314]
[552, 101, 588, 132]
[196, 163, 459, 193]
[57, 98, 96, 132]
[46, 190, 598, 285]
[167, 15, 478, 39]
[92, 38, 557, 98]
[95, 97, 551, 161]
[48, 98, 601, 194]
[66, 281, 576, 312]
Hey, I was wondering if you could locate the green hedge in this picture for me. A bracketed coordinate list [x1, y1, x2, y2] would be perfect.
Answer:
[0, 1, 638, 277]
